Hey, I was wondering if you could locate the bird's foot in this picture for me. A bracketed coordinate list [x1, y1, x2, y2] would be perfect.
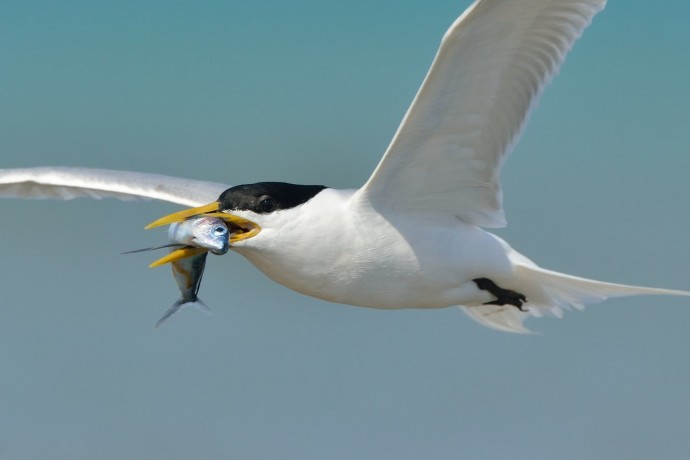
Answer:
[473, 278, 528, 311]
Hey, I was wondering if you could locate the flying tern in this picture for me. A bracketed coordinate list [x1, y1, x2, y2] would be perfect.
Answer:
[1, 0, 688, 332]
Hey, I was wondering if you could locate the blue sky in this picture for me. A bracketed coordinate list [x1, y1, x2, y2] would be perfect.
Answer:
[1, 1, 689, 459]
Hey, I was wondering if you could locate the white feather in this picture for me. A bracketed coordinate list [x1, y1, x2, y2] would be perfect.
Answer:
[358, 0, 607, 227]
[0, 166, 229, 207]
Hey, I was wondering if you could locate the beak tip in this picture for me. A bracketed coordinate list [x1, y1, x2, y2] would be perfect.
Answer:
[149, 246, 207, 267]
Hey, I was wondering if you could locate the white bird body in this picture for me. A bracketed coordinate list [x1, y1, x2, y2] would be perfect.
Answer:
[224, 188, 688, 332]
[1, 0, 688, 332]
[229, 188, 510, 309]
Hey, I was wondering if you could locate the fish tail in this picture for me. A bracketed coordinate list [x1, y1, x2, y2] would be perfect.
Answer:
[155, 297, 212, 328]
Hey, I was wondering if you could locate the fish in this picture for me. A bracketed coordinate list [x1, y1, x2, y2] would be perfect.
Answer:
[124, 216, 231, 327]
[155, 216, 231, 327]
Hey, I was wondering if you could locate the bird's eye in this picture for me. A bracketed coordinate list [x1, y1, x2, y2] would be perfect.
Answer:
[258, 196, 278, 213]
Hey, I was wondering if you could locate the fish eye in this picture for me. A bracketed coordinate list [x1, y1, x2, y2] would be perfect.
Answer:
[258, 196, 278, 213]
[213, 225, 227, 236]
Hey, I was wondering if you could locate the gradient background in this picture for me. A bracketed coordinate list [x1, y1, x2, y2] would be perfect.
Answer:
[1, 1, 689, 459]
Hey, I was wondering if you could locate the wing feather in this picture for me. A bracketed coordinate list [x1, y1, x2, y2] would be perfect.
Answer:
[357, 0, 606, 227]
[0, 167, 229, 207]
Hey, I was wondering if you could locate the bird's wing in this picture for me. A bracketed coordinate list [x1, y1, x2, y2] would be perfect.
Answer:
[357, 0, 606, 227]
[0, 167, 230, 207]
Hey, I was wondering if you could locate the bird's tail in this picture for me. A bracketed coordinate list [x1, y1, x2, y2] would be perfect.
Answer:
[155, 298, 211, 328]
[460, 264, 690, 334]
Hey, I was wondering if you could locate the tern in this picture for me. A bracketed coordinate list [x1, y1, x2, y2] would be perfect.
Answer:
[1, 0, 688, 332]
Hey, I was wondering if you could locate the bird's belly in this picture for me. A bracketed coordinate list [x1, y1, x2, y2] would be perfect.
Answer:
[249, 258, 458, 308]
[235, 223, 514, 309]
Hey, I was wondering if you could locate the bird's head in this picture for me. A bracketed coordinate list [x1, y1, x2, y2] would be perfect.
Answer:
[145, 182, 327, 261]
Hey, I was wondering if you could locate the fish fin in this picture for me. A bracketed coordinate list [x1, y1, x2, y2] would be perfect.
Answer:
[122, 243, 184, 254]
[191, 298, 212, 316]
[155, 300, 186, 328]
[154, 298, 212, 328]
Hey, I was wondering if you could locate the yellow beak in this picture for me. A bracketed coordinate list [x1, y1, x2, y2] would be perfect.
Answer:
[145, 202, 221, 229]
[149, 246, 207, 268]
[145, 201, 261, 267]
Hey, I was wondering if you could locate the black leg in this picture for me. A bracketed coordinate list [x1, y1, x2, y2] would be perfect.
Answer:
[473, 278, 528, 311]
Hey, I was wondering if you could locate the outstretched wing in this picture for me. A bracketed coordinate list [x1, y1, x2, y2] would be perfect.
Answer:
[357, 0, 606, 227]
[0, 167, 230, 207]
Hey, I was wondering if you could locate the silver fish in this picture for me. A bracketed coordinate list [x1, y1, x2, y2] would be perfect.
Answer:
[154, 216, 230, 327]
[125, 216, 231, 327]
